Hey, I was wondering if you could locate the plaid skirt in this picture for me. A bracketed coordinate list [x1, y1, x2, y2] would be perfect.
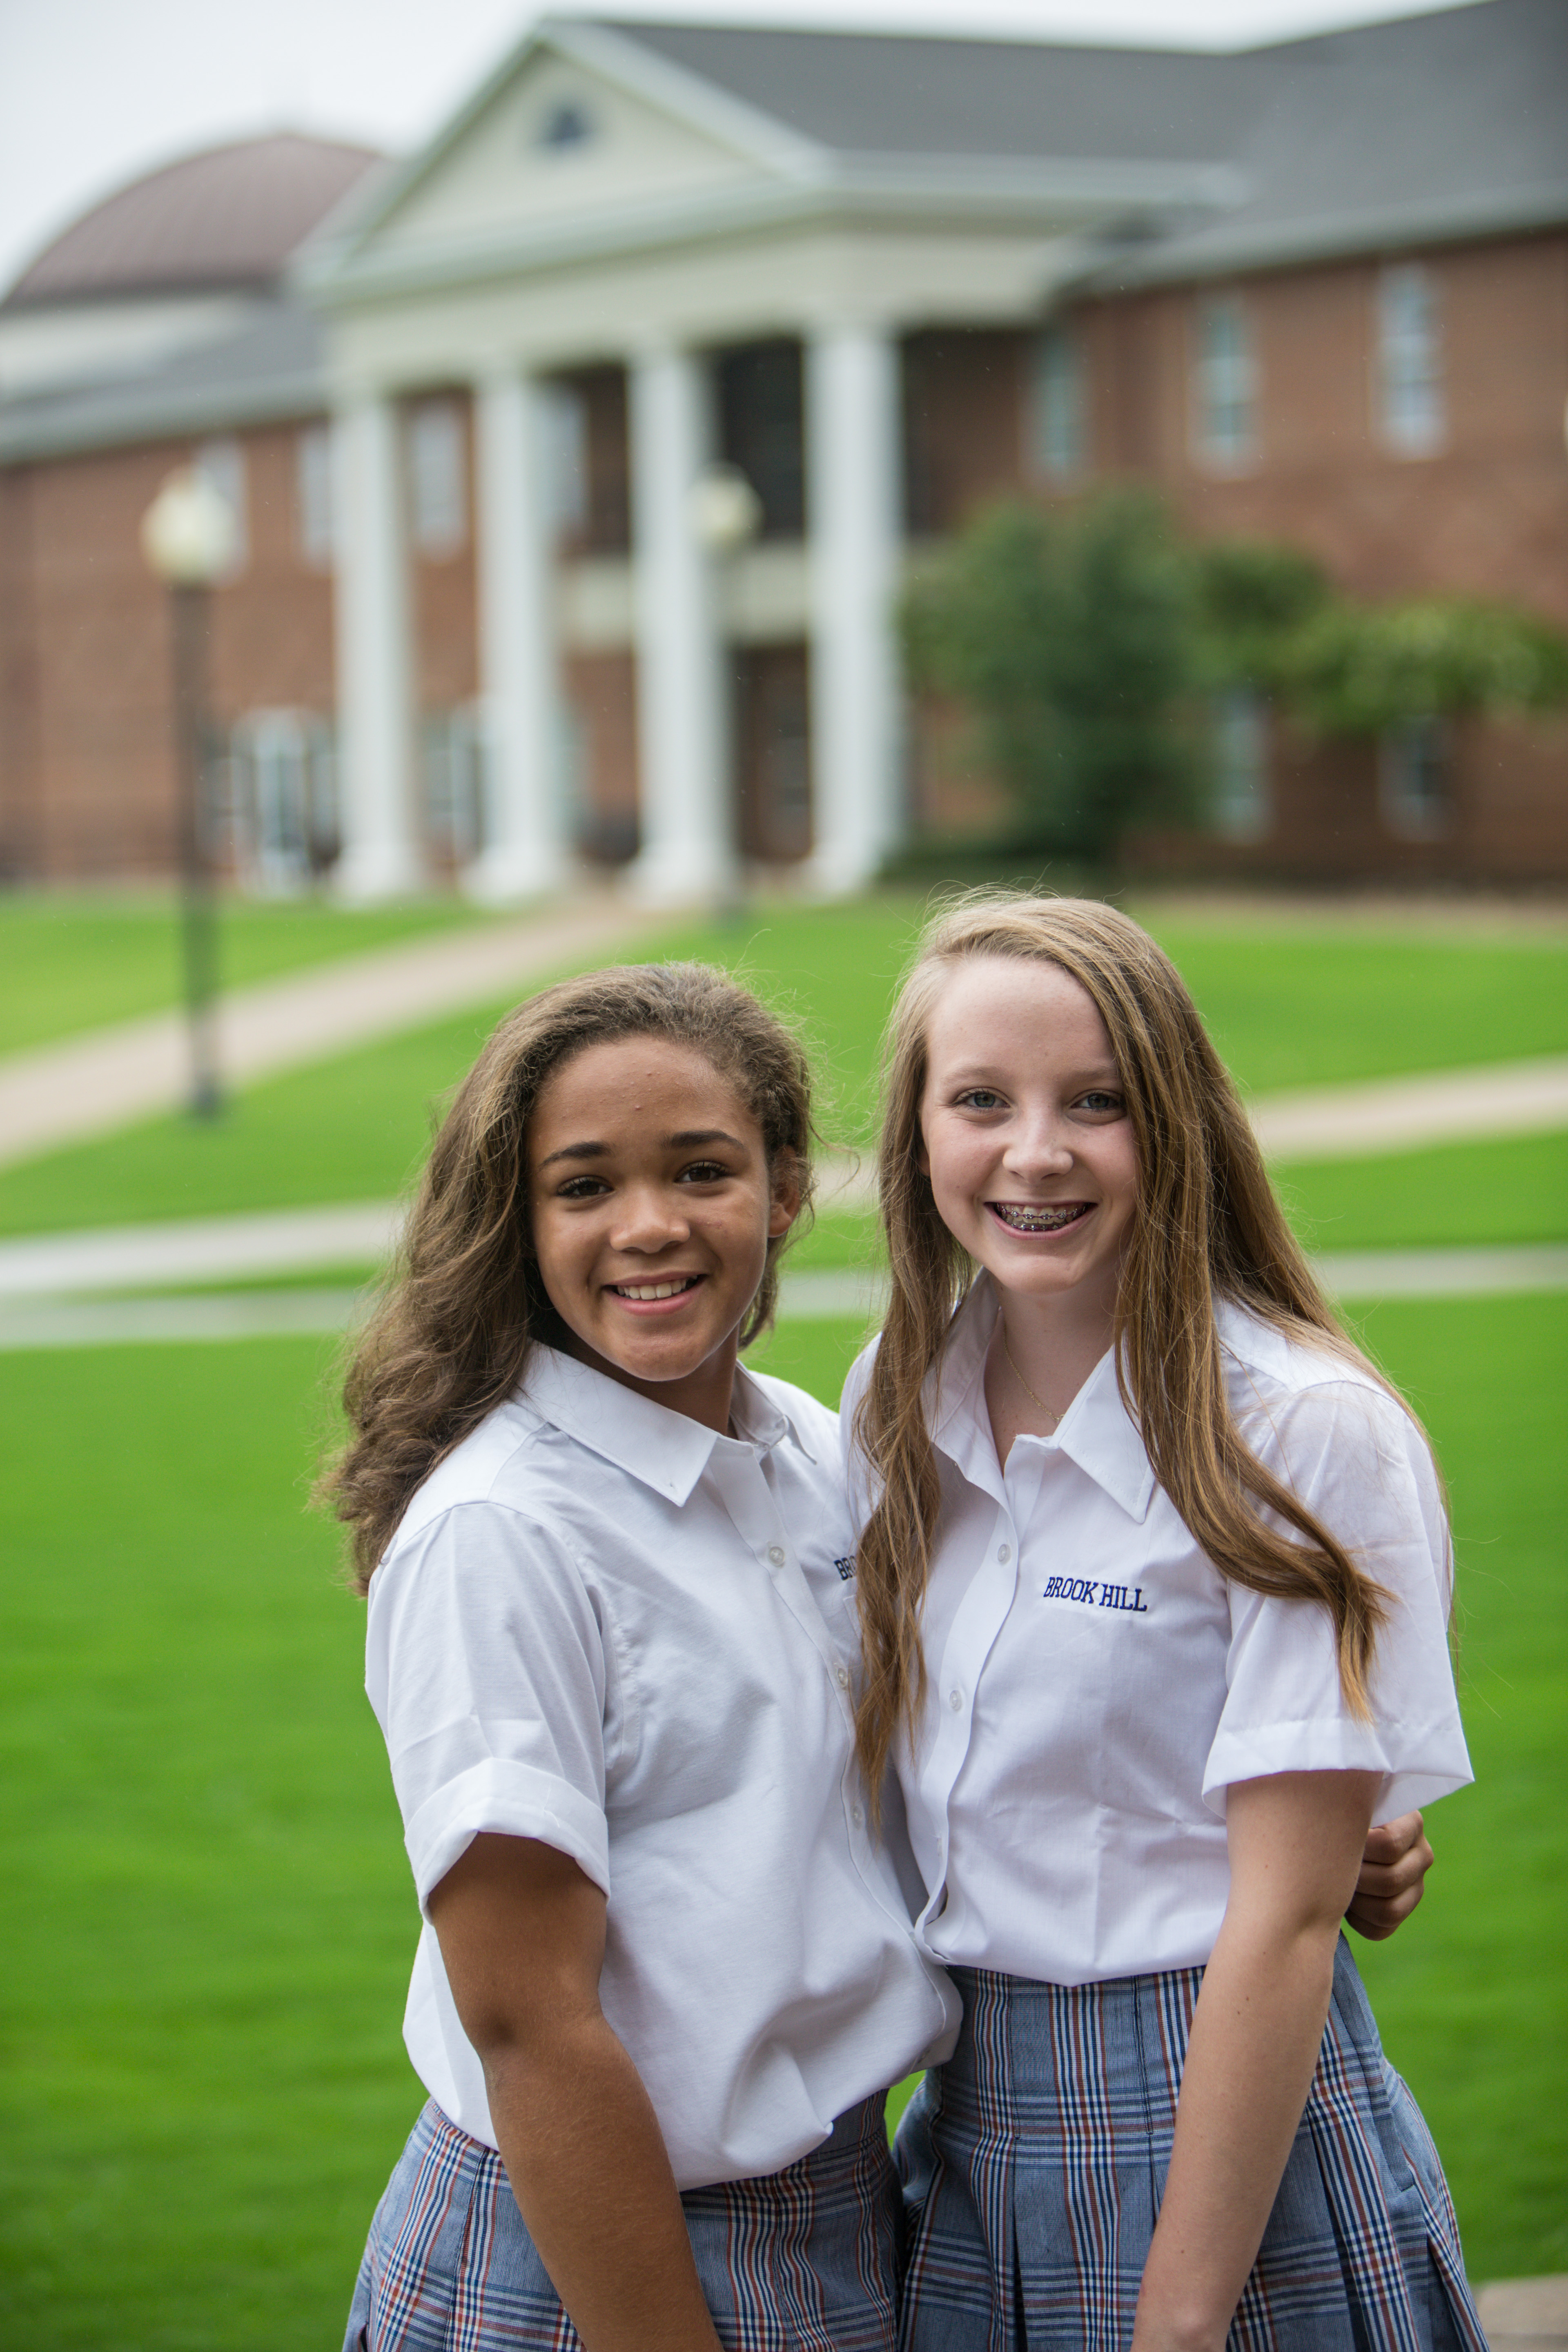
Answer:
[898, 1941, 1488, 2352]
[344, 2091, 900, 2351]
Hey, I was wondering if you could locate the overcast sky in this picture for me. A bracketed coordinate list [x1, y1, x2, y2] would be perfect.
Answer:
[0, 0, 1482, 296]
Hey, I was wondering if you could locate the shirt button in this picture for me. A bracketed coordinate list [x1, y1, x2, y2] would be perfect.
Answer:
[949, 1688, 963, 1711]
[767, 1545, 785, 1566]
[998, 1542, 1011, 1563]
[834, 1663, 851, 1689]
[851, 1804, 864, 1827]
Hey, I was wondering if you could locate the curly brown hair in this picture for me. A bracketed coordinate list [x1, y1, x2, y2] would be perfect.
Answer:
[853, 893, 1410, 1802]
[321, 962, 815, 1594]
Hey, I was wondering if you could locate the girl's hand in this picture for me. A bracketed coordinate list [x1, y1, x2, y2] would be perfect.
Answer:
[1347, 1809, 1432, 1939]
[1130, 1769, 1380, 2352]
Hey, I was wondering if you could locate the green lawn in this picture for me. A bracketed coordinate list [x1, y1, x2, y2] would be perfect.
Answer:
[2, 894, 1564, 2337]
[0, 1295, 1561, 2345]
[1, 898, 1565, 1240]
[0, 893, 489, 1057]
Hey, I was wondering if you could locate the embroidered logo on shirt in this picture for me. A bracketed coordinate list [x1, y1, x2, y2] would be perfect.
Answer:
[834, 1556, 857, 1581]
[1042, 1576, 1149, 1615]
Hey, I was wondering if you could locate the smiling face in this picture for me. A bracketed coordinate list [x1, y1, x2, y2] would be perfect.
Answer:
[917, 955, 1140, 1339]
[528, 1035, 798, 1432]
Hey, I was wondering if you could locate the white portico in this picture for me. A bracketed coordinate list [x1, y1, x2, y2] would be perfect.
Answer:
[302, 16, 1223, 900]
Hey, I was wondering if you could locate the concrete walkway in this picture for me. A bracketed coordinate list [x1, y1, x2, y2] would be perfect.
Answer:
[0, 890, 669, 1169]
[1249, 1055, 1568, 1161]
[1, 1244, 1564, 1349]
[2, 891, 1567, 1175]
[1476, 2275, 1568, 2350]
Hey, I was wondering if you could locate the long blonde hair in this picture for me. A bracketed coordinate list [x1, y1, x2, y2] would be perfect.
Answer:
[322, 962, 815, 1593]
[853, 894, 1396, 1795]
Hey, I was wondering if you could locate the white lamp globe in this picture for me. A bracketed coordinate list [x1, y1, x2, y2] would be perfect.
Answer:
[141, 468, 239, 587]
[689, 464, 763, 556]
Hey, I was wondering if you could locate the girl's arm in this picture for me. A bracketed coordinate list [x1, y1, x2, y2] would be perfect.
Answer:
[429, 1831, 725, 2352]
[1130, 1768, 1381, 2352]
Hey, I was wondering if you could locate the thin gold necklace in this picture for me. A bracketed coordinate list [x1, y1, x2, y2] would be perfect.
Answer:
[1000, 1324, 1063, 1427]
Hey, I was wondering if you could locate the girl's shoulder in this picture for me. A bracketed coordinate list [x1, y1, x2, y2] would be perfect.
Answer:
[1215, 1298, 1432, 1491]
[383, 1388, 557, 1559]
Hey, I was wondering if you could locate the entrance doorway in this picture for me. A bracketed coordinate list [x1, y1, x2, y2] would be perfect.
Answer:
[735, 644, 812, 865]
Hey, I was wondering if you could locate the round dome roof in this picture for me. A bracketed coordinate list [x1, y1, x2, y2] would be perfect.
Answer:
[5, 132, 383, 307]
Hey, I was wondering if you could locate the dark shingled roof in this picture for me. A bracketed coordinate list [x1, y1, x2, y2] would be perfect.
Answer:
[5, 133, 383, 309]
[606, 0, 1567, 273]
[0, 299, 328, 461]
[604, 17, 1262, 168]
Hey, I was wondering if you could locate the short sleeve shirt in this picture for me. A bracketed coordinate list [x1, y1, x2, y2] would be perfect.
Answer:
[366, 1346, 959, 2189]
[840, 1280, 1472, 1987]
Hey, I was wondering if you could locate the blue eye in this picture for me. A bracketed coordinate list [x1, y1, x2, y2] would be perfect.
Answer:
[1078, 1091, 1123, 1114]
[958, 1089, 1005, 1111]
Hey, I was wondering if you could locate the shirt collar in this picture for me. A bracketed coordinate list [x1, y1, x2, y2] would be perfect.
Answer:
[519, 1345, 805, 1507]
[929, 1275, 1157, 1525]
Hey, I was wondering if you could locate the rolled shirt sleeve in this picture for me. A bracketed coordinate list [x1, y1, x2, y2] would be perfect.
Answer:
[1203, 1375, 1472, 1822]
[366, 1501, 613, 1913]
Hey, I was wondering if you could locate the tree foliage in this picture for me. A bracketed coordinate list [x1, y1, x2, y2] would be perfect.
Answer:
[1283, 596, 1568, 738]
[905, 490, 1568, 859]
[903, 492, 1194, 861]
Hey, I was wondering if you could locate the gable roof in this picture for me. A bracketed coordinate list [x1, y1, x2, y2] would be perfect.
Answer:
[307, 0, 1566, 307]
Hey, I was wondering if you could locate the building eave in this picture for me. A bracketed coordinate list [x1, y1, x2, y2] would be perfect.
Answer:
[0, 368, 326, 466]
[1085, 176, 1568, 290]
[300, 158, 1237, 314]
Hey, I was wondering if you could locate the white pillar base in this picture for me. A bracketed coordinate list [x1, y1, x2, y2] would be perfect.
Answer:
[332, 839, 426, 904]
[460, 837, 572, 906]
[798, 839, 881, 901]
[623, 836, 732, 907]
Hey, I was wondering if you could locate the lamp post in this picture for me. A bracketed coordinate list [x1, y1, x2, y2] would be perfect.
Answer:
[141, 468, 237, 1118]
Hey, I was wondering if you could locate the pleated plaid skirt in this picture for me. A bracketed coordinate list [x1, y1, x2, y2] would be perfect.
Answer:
[343, 2090, 900, 2352]
[898, 1940, 1488, 2352]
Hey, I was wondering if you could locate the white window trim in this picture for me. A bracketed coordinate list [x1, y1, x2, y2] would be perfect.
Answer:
[1376, 263, 1445, 459]
[1192, 294, 1258, 474]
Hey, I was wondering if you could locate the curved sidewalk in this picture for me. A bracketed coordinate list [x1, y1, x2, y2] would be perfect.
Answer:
[0, 891, 667, 1170]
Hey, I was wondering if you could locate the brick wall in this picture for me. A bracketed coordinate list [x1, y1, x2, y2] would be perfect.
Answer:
[904, 229, 1568, 881]
[0, 421, 341, 881]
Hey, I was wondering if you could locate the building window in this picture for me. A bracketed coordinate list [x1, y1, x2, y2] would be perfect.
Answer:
[717, 341, 804, 539]
[1193, 295, 1257, 470]
[296, 424, 334, 567]
[226, 710, 338, 889]
[1029, 324, 1086, 480]
[408, 401, 468, 558]
[545, 383, 589, 538]
[1211, 690, 1271, 840]
[1377, 264, 1443, 456]
[194, 437, 248, 574]
[1379, 716, 1450, 840]
[423, 704, 488, 862]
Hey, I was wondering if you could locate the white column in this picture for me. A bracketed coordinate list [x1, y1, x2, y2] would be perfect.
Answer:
[331, 389, 423, 901]
[806, 324, 903, 895]
[467, 368, 569, 903]
[627, 345, 734, 904]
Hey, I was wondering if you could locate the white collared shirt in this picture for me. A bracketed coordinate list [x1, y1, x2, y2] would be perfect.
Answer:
[365, 1346, 959, 2189]
[840, 1279, 1472, 1987]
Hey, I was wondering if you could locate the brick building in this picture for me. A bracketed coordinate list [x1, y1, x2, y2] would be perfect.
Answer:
[1, 0, 1565, 895]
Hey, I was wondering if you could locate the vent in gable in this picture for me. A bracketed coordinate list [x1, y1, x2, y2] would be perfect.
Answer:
[536, 100, 595, 154]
